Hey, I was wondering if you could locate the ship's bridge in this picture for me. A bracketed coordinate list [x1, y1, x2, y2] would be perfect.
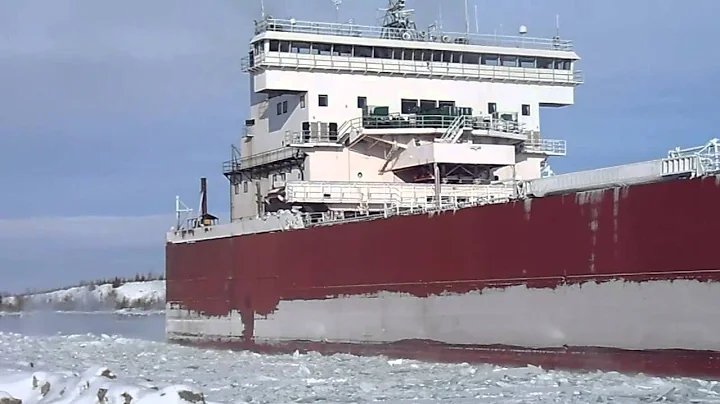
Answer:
[243, 17, 582, 91]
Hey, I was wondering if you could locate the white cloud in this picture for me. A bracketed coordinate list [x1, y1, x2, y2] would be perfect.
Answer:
[0, 214, 174, 247]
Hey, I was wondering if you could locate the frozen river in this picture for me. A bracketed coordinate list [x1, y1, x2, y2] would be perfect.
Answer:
[1, 312, 719, 403]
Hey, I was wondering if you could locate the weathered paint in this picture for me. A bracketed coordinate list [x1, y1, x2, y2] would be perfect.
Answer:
[165, 175, 720, 376]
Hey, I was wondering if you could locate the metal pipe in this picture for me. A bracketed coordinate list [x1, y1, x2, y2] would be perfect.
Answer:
[200, 177, 208, 217]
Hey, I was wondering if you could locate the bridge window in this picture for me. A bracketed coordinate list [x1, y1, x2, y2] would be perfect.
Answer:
[264, 39, 576, 72]
[357, 96, 367, 108]
[334, 44, 352, 56]
[318, 94, 328, 107]
[276, 102, 282, 115]
[291, 42, 310, 54]
[488, 102, 497, 114]
[438, 100, 455, 108]
[555, 59, 571, 70]
[537, 57, 553, 69]
[243, 181, 248, 193]
[269, 40, 280, 52]
[501, 55, 517, 67]
[482, 54, 499, 66]
[374, 47, 392, 59]
[463, 52, 480, 64]
[522, 104, 530, 116]
[519, 57, 535, 68]
[313, 43, 332, 55]
[354, 45, 372, 57]
[282, 100, 288, 114]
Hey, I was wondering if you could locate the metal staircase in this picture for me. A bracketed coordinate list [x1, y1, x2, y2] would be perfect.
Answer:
[439, 115, 467, 143]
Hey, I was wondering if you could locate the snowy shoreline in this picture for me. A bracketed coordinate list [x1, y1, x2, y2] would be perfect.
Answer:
[0, 281, 165, 313]
[0, 364, 218, 404]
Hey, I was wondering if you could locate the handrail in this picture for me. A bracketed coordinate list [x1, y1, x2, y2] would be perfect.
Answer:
[284, 180, 517, 212]
[523, 139, 567, 156]
[667, 138, 720, 174]
[222, 147, 296, 174]
[362, 114, 527, 135]
[242, 52, 583, 86]
[253, 18, 574, 52]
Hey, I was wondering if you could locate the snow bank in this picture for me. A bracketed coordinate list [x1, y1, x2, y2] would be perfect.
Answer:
[0, 281, 165, 313]
[0, 365, 213, 404]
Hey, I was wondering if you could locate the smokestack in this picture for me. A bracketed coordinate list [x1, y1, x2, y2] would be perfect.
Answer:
[200, 177, 208, 217]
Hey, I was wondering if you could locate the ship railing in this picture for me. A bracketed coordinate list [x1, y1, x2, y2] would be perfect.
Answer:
[665, 138, 720, 176]
[284, 130, 343, 148]
[523, 139, 567, 156]
[222, 147, 296, 174]
[361, 114, 528, 135]
[294, 185, 518, 227]
[284, 180, 517, 212]
[243, 52, 583, 86]
[253, 18, 574, 51]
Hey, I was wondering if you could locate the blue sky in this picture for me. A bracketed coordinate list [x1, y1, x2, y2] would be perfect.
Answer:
[1, 0, 718, 293]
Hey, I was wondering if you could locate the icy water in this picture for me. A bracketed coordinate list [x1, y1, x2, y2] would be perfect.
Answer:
[2, 312, 720, 403]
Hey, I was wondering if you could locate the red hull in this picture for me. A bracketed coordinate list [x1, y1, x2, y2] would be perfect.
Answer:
[166, 175, 720, 377]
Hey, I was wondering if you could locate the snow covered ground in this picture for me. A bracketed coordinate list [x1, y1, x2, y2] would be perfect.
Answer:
[0, 364, 213, 404]
[1, 324, 720, 403]
[0, 281, 165, 312]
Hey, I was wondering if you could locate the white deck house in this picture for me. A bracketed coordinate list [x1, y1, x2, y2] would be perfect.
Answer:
[223, 0, 582, 221]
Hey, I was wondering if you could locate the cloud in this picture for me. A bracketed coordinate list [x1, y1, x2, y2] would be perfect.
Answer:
[0, 214, 174, 248]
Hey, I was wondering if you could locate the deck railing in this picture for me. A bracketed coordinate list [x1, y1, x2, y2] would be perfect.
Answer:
[253, 18, 574, 51]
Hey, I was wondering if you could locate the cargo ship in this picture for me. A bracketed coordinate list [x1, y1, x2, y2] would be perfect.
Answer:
[165, 0, 720, 378]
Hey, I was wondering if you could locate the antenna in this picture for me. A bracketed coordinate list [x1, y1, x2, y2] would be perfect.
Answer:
[555, 14, 560, 37]
[438, 3, 443, 30]
[464, 0, 470, 35]
[261, 0, 265, 19]
[474, 4, 479, 33]
[380, 0, 417, 40]
[331, 0, 342, 23]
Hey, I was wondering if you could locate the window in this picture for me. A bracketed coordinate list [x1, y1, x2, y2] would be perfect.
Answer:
[290, 42, 310, 54]
[269, 40, 279, 52]
[234, 184, 240, 195]
[482, 54, 499, 66]
[463, 52, 480, 64]
[318, 94, 328, 107]
[314, 43, 331, 55]
[519, 57, 535, 68]
[522, 104, 530, 116]
[501, 55, 517, 67]
[357, 96, 367, 109]
[354, 46, 372, 58]
[334, 44, 352, 56]
[438, 101, 455, 108]
[276, 102, 282, 115]
[401, 99, 418, 114]
[282, 100, 288, 114]
[537, 57, 553, 69]
[374, 47, 392, 59]
[300, 94, 306, 108]
[279, 41, 290, 52]
[243, 181, 248, 193]
[488, 102, 497, 115]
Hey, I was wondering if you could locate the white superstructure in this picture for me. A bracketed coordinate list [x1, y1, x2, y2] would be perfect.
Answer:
[224, 0, 582, 222]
